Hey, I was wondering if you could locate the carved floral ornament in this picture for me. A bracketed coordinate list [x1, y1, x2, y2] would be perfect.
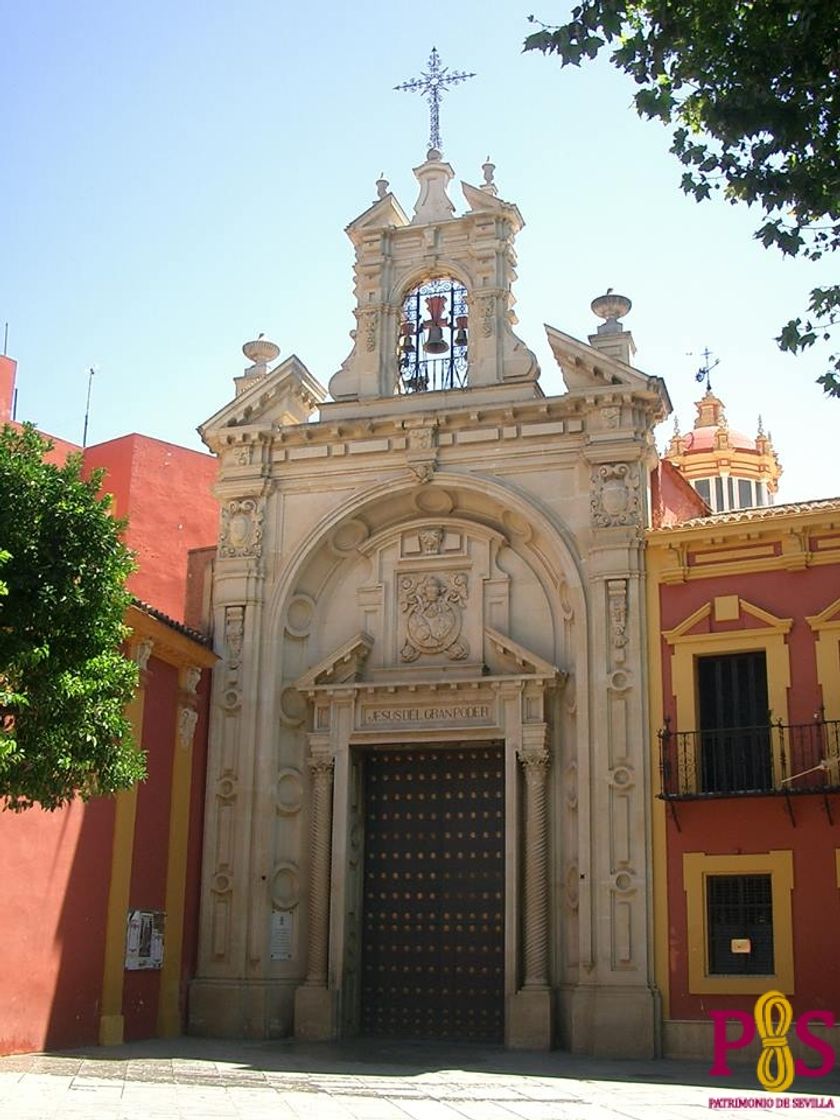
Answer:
[590, 462, 640, 528]
[177, 705, 199, 750]
[399, 571, 469, 662]
[406, 424, 438, 483]
[220, 497, 264, 558]
[607, 578, 629, 665]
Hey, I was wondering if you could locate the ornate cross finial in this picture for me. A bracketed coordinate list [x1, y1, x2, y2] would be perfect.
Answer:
[394, 47, 475, 155]
[694, 347, 720, 393]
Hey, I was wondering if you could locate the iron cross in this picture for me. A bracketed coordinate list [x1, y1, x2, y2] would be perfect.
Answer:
[395, 47, 475, 154]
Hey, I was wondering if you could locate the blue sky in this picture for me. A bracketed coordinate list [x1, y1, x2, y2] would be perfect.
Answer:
[3, 1, 836, 500]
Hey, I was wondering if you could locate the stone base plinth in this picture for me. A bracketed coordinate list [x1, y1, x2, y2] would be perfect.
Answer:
[99, 1013, 125, 1046]
[294, 985, 339, 1041]
[565, 984, 658, 1058]
[506, 988, 555, 1050]
[189, 978, 295, 1038]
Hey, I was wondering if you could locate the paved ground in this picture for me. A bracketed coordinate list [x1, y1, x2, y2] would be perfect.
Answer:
[1, 1036, 839, 1120]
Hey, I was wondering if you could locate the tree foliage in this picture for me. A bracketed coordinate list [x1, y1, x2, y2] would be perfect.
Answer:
[525, 1, 840, 394]
[0, 424, 145, 810]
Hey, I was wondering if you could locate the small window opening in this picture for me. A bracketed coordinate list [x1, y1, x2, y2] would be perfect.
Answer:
[397, 277, 469, 393]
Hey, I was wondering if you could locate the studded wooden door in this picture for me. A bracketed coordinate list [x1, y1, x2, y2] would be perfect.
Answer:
[360, 744, 505, 1041]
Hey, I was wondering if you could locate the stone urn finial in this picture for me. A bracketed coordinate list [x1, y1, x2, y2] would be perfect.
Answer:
[242, 336, 280, 367]
[591, 290, 632, 335]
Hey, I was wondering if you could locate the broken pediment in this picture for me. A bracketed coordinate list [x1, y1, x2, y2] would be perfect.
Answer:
[294, 632, 374, 692]
[483, 627, 565, 682]
[461, 181, 525, 231]
[345, 192, 410, 237]
[199, 355, 327, 450]
[807, 596, 840, 633]
[544, 324, 670, 420]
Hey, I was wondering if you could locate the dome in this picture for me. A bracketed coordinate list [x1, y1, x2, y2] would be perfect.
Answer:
[683, 425, 757, 452]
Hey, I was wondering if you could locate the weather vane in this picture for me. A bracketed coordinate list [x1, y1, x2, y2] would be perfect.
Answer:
[395, 47, 475, 154]
[693, 347, 720, 393]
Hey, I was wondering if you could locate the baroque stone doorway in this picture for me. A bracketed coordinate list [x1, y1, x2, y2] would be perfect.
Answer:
[358, 743, 505, 1041]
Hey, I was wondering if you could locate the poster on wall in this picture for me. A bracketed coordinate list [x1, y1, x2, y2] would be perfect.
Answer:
[125, 909, 165, 970]
[269, 910, 294, 961]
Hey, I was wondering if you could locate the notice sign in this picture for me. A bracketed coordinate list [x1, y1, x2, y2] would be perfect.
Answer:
[125, 909, 164, 970]
[270, 910, 294, 961]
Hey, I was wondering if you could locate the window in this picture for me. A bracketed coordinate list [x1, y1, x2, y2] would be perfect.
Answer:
[694, 478, 711, 505]
[683, 851, 793, 995]
[697, 652, 772, 793]
[737, 478, 753, 508]
[714, 477, 724, 512]
[707, 874, 774, 975]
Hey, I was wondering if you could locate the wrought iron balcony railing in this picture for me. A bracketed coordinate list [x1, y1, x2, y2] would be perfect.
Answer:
[658, 718, 840, 799]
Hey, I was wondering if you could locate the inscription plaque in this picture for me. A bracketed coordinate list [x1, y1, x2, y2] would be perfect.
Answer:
[361, 702, 493, 727]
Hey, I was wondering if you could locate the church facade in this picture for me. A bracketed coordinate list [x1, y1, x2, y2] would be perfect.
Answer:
[191, 149, 670, 1056]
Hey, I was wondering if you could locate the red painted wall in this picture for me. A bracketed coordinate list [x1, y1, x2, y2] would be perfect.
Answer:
[665, 797, 840, 1020]
[0, 356, 17, 424]
[650, 460, 708, 528]
[0, 796, 115, 1054]
[83, 435, 218, 623]
[122, 655, 178, 1041]
[659, 564, 840, 728]
[659, 558, 840, 1021]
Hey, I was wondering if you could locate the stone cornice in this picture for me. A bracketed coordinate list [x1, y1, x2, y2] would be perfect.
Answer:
[212, 388, 656, 461]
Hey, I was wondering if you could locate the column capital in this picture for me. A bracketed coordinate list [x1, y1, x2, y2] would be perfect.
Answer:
[308, 753, 335, 779]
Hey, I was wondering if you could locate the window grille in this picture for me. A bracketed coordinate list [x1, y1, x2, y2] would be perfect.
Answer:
[707, 874, 774, 975]
[397, 277, 469, 393]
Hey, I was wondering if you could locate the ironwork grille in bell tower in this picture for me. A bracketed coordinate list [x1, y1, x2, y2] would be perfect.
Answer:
[398, 277, 469, 394]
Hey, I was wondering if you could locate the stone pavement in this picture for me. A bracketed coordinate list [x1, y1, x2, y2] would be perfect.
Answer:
[1, 1036, 839, 1120]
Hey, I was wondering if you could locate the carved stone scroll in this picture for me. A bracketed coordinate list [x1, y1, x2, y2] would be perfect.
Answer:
[221, 606, 245, 711]
[590, 463, 640, 529]
[220, 497, 264, 558]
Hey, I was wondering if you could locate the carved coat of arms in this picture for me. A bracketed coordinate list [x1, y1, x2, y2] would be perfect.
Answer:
[399, 572, 469, 662]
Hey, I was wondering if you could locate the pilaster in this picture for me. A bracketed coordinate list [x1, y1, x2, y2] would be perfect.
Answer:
[99, 637, 152, 1046]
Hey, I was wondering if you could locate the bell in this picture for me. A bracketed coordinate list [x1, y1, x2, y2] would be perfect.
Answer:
[401, 335, 415, 353]
[423, 325, 449, 354]
[454, 316, 468, 347]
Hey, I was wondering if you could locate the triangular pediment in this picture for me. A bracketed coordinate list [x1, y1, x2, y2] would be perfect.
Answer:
[663, 598, 793, 644]
[295, 632, 374, 691]
[199, 355, 327, 448]
[345, 192, 410, 236]
[807, 597, 840, 632]
[545, 324, 670, 416]
[484, 627, 564, 681]
[461, 182, 524, 231]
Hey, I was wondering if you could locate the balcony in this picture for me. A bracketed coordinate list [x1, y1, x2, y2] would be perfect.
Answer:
[658, 718, 840, 800]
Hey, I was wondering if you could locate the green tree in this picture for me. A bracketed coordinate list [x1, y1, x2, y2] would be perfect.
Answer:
[525, 1, 840, 394]
[0, 424, 145, 810]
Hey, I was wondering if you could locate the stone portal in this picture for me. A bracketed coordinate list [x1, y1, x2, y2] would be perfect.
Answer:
[192, 145, 670, 1057]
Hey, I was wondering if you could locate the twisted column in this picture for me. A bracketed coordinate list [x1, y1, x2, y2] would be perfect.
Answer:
[519, 734, 550, 989]
[305, 754, 335, 986]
